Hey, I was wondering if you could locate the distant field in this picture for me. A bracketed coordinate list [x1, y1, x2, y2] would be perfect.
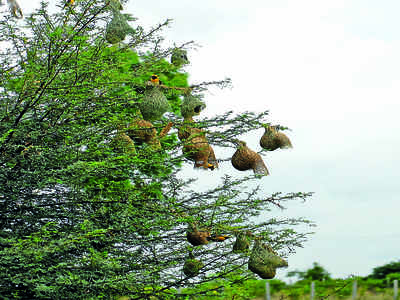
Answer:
[253, 290, 396, 300]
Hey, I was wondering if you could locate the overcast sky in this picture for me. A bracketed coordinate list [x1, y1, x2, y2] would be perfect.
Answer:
[6, 0, 400, 281]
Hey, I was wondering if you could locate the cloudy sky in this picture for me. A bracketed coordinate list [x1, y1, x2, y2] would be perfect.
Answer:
[7, 0, 400, 281]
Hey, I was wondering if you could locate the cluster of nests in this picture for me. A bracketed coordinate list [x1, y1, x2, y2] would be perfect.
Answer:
[111, 50, 293, 279]
[114, 72, 292, 174]
[183, 224, 288, 279]
[115, 70, 293, 175]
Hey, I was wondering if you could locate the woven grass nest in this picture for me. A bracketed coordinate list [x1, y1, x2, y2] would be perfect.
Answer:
[248, 240, 288, 279]
[105, 7, 135, 44]
[126, 119, 157, 144]
[183, 257, 204, 277]
[232, 231, 252, 253]
[110, 132, 136, 155]
[126, 119, 173, 150]
[182, 128, 218, 170]
[171, 48, 189, 67]
[181, 94, 206, 119]
[186, 224, 211, 246]
[139, 85, 171, 121]
[231, 141, 269, 176]
[7, 0, 23, 19]
[260, 125, 293, 151]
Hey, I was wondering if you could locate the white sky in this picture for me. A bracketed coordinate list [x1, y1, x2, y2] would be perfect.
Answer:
[6, 0, 400, 281]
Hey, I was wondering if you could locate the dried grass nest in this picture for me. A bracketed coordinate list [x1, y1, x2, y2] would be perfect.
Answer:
[125, 119, 173, 150]
[231, 140, 269, 175]
[183, 257, 204, 277]
[182, 128, 218, 170]
[248, 240, 288, 279]
[260, 125, 292, 151]
[186, 224, 211, 246]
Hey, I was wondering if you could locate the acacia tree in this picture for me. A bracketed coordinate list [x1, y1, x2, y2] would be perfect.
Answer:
[0, 1, 313, 299]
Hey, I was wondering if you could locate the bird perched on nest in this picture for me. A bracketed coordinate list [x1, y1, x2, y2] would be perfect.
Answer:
[63, 0, 75, 9]
[138, 75, 171, 121]
[149, 74, 163, 85]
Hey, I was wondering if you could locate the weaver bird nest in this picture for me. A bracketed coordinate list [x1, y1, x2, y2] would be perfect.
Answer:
[260, 125, 293, 151]
[248, 240, 288, 279]
[231, 140, 269, 175]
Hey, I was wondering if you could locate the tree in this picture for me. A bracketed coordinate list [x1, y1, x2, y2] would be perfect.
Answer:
[0, 0, 314, 299]
[367, 261, 400, 279]
[287, 262, 331, 281]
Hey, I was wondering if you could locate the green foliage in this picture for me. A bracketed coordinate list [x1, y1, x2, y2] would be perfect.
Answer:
[368, 261, 400, 279]
[288, 262, 331, 281]
[0, 1, 313, 299]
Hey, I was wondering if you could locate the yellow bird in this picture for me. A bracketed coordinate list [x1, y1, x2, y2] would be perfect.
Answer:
[150, 74, 162, 86]
[64, 0, 74, 8]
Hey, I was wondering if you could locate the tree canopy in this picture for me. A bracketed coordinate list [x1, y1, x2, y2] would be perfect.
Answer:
[287, 262, 331, 282]
[0, 1, 314, 299]
[367, 261, 400, 280]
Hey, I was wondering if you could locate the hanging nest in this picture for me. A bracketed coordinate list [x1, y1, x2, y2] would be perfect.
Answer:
[105, 7, 135, 44]
[178, 94, 205, 142]
[232, 231, 252, 253]
[178, 123, 193, 142]
[186, 224, 211, 246]
[183, 128, 218, 170]
[171, 48, 189, 67]
[231, 141, 269, 175]
[139, 85, 171, 121]
[181, 94, 206, 119]
[110, 132, 136, 155]
[248, 240, 288, 279]
[260, 125, 293, 151]
[109, 0, 123, 10]
[126, 119, 173, 150]
[126, 119, 158, 147]
[183, 257, 204, 277]
[7, 0, 23, 19]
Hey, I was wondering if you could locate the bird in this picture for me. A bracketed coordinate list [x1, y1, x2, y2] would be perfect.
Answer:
[138, 75, 170, 121]
[63, 0, 75, 8]
[150, 74, 163, 86]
